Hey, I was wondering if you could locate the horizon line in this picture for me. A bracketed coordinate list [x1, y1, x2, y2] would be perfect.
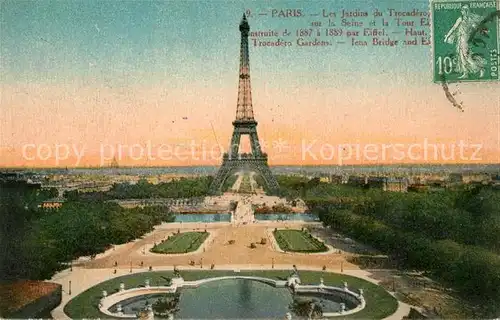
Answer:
[2, 162, 500, 170]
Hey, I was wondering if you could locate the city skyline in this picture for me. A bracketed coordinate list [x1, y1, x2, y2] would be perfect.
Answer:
[1, 0, 499, 167]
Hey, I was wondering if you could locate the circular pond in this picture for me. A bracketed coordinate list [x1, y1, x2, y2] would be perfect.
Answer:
[109, 279, 357, 318]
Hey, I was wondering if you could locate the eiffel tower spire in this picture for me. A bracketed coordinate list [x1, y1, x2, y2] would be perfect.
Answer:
[209, 14, 279, 195]
[235, 13, 254, 121]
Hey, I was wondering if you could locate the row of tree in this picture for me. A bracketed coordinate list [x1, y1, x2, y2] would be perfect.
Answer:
[350, 186, 500, 253]
[278, 175, 500, 254]
[105, 176, 213, 199]
[276, 175, 377, 201]
[313, 206, 500, 317]
[1, 183, 174, 280]
[276, 177, 500, 315]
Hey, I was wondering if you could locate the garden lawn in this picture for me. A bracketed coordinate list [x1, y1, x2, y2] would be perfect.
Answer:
[151, 232, 209, 254]
[273, 229, 327, 253]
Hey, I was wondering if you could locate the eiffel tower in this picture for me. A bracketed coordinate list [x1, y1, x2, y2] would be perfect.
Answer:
[209, 14, 279, 194]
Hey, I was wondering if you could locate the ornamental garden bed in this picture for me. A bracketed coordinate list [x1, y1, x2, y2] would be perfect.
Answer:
[273, 229, 328, 253]
[150, 231, 209, 254]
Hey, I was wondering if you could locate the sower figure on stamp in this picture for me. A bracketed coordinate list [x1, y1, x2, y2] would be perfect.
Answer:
[444, 4, 486, 79]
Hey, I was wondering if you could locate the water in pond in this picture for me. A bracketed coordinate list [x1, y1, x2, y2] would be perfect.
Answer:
[172, 213, 318, 223]
[109, 278, 355, 319]
[173, 213, 231, 223]
[254, 213, 319, 222]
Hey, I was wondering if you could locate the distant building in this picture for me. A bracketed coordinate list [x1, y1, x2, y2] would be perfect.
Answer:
[146, 176, 160, 184]
[347, 176, 367, 187]
[319, 176, 330, 183]
[345, 175, 408, 192]
[448, 173, 463, 184]
[413, 177, 422, 184]
[330, 175, 343, 184]
[463, 173, 490, 184]
[408, 184, 429, 192]
[491, 174, 500, 189]
[1, 172, 42, 190]
[425, 179, 446, 188]
[367, 177, 385, 189]
[384, 177, 409, 192]
[0, 172, 21, 181]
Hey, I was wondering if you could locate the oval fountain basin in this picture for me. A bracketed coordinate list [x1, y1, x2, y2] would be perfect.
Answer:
[109, 278, 357, 318]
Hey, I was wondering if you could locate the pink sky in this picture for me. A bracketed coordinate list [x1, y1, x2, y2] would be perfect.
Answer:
[1, 78, 498, 167]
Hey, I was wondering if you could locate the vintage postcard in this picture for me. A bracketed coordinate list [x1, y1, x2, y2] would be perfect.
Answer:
[1, 0, 499, 319]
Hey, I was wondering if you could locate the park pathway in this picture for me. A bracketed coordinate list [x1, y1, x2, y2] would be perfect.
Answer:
[233, 196, 255, 224]
[233, 198, 255, 225]
[249, 171, 258, 193]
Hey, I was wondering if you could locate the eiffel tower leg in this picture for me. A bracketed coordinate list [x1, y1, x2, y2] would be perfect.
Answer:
[254, 162, 279, 193]
[249, 131, 262, 157]
[229, 131, 241, 160]
[210, 157, 279, 195]
[210, 161, 232, 194]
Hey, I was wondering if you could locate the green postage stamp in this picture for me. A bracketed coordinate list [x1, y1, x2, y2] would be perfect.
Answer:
[432, 0, 499, 82]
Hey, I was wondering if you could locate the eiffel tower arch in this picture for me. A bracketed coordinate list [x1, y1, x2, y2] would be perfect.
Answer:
[210, 14, 279, 194]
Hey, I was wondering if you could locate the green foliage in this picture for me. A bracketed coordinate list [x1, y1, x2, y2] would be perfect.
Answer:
[107, 176, 213, 199]
[276, 175, 309, 199]
[306, 184, 500, 315]
[238, 174, 253, 193]
[0, 183, 174, 280]
[0, 183, 60, 280]
[222, 174, 238, 191]
[347, 186, 500, 253]
[253, 174, 268, 192]
[277, 175, 377, 207]
[63, 189, 79, 201]
[316, 199, 500, 316]
[38, 187, 59, 199]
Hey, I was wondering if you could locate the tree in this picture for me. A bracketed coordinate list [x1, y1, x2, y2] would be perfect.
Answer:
[0, 182, 42, 280]
[63, 190, 79, 201]
[38, 187, 59, 200]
